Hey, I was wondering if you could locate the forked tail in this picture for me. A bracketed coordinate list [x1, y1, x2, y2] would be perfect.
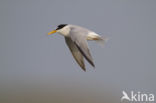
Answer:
[95, 36, 109, 47]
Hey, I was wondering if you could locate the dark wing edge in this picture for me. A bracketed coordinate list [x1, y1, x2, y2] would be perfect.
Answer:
[69, 29, 95, 68]
[74, 42, 95, 67]
[65, 37, 86, 71]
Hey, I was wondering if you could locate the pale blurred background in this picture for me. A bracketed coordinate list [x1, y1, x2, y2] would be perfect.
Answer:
[0, 0, 156, 103]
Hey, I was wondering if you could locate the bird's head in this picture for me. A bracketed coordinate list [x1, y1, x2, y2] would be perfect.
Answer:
[48, 24, 69, 36]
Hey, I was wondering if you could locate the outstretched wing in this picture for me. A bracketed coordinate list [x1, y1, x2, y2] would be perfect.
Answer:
[70, 28, 95, 67]
[65, 37, 86, 71]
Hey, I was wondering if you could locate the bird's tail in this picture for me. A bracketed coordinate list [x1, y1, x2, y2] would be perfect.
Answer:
[95, 36, 109, 47]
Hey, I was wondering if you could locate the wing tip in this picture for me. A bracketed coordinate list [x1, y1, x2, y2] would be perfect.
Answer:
[83, 69, 86, 72]
[81, 66, 86, 71]
[92, 62, 95, 67]
[74, 43, 95, 69]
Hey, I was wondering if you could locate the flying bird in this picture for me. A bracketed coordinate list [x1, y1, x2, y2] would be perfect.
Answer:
[48, 24, 107, 71]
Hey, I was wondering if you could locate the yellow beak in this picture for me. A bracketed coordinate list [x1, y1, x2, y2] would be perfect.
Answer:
[48, 30, 57, 35]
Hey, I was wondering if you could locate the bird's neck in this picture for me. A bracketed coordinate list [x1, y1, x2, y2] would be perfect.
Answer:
[57, 26, 70, 37]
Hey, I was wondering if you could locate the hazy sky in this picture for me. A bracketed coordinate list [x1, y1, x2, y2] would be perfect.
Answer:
[0, 0, 156, 103]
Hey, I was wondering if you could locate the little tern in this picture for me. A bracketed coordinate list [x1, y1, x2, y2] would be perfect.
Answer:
[48, 24, 107, 71]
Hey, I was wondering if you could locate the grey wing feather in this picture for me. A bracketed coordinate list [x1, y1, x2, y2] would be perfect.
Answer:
[65, 37, 86, 71]
[70, 29, 95, 67]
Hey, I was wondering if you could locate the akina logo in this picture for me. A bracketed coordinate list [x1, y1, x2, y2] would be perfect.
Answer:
[121, 91, 154, 102]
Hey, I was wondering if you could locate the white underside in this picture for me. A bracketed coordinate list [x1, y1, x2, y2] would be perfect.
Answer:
[86, 32, 101, 40]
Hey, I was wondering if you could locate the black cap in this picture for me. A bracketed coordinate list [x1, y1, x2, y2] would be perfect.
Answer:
[56, 24, 68, 30]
